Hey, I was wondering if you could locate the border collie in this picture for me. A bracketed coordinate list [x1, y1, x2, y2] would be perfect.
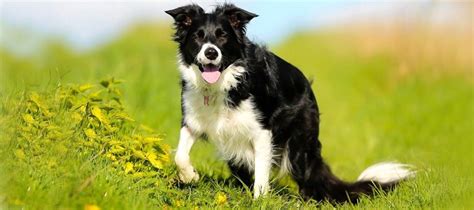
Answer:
[166, 3, 414, 203]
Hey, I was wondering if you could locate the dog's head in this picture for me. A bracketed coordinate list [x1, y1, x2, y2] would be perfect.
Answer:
[166, 4, 257, 84]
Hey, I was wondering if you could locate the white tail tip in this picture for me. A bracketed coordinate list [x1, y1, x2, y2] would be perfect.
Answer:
[357, 162, 415, 183]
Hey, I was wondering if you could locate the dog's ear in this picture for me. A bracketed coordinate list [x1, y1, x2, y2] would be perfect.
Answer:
[165, 4, 204, 28]
[221, 4, 258, 29]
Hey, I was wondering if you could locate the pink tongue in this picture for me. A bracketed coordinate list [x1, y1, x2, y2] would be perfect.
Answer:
[202, 66, 221, 84]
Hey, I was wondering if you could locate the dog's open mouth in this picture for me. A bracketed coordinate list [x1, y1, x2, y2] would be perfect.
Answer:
[199, 64, 221, 84]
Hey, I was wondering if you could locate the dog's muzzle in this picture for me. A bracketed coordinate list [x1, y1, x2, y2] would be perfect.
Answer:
[197, 43, 223, 84]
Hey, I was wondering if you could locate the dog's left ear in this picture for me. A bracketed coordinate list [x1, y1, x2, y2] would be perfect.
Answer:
[221, 4, 258, 29]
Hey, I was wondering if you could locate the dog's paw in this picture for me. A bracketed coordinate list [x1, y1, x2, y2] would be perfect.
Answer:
[178, 167, 199, 183]
[253, 183, 269, 199]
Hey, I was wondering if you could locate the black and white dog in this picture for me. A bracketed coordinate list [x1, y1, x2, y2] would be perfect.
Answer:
[166, 4, 413, 203]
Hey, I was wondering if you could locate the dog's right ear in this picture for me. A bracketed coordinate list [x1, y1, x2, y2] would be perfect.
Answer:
[165, 4, 204, 28]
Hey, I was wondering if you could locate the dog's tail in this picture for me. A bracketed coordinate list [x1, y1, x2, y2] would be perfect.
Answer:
[299, 162, 415, 203]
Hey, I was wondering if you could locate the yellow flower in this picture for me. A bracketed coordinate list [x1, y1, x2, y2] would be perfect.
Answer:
[124, 162, 134, 174]
[84, 129, 97, 139]
[84, 204, 101, 210]
[215, 192, 227, 205]
[174, 199, 184, 207]
[14, 149, 26, 160]
[22, 114, 35, 124]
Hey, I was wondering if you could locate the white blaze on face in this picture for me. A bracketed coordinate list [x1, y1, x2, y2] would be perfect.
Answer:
[197, 43, 223, 84]
[197, 43, 222, 65]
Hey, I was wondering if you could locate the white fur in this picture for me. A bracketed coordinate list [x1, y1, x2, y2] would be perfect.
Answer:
[178, 62, 273, 198]
[182, 91, 266, 171]
[357, 162, 415, 183]
[175, 127, 199, 183]
[197, 43, 222, 65]
[253, 129, 273, 198]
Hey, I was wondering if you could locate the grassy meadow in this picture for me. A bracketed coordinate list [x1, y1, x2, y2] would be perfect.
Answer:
[0, 22, 473, 209]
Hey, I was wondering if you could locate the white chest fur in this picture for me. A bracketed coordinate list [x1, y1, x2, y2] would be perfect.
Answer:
[183, 88, 263, 170]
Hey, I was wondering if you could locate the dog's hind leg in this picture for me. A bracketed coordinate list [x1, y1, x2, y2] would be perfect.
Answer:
[286, 134, 332, 201]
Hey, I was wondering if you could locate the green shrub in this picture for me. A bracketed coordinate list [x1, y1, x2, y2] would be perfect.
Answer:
[4, 78, 170, 177]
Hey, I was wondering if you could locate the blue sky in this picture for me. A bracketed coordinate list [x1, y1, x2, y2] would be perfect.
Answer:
[0, 0, 465, 53]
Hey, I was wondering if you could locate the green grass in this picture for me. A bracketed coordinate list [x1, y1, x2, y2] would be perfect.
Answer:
[1, 24, 473, 209]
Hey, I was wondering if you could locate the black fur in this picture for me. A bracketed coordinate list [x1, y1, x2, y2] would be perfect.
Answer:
[167, 3, 402, 204]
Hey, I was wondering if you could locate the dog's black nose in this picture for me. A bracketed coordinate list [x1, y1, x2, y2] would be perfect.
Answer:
[204, 48, 218, 60]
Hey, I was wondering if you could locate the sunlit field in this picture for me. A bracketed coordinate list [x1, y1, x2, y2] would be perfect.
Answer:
[1, 18, 472, 209]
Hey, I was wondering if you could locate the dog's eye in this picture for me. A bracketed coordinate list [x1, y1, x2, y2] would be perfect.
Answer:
[215, 29, 227, 38]
[195, 30, 205, 39]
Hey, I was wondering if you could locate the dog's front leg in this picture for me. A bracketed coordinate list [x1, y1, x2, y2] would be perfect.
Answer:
[253, 130, 273, 198]
[175, 126, 199, 183]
